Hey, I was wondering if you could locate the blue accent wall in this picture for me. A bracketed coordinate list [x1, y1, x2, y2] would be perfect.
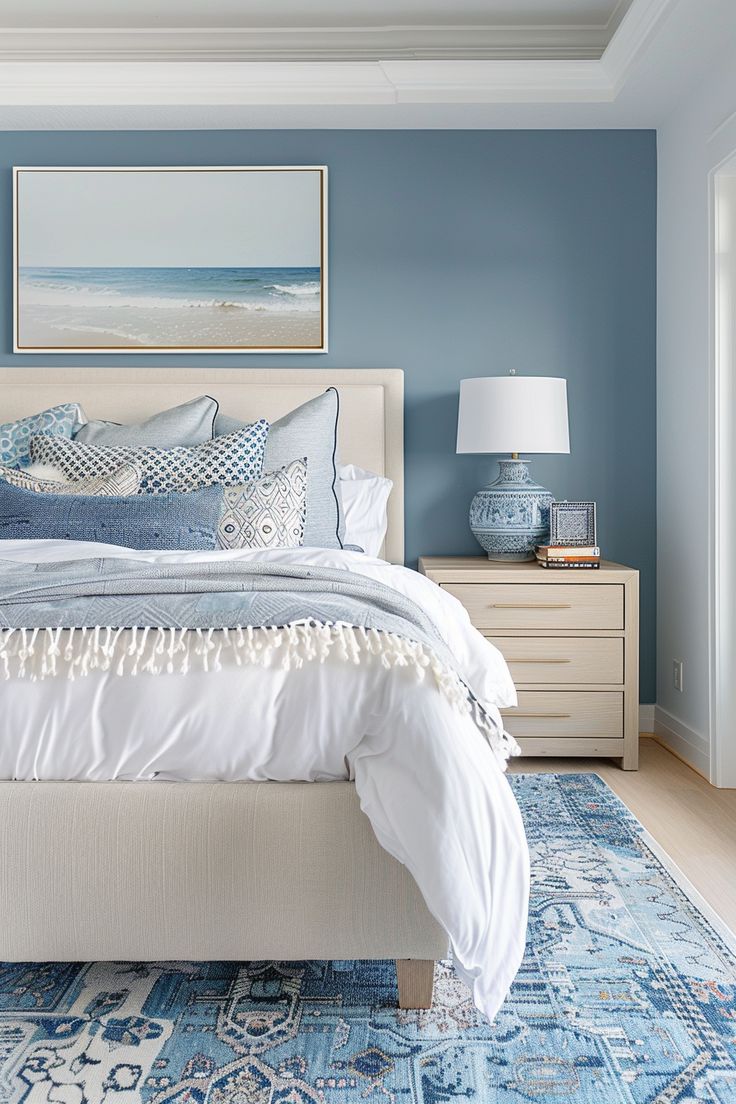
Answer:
[0, 130, 657, 699]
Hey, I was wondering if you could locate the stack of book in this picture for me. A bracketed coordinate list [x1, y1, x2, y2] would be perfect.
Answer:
[535, 545, 601, 569]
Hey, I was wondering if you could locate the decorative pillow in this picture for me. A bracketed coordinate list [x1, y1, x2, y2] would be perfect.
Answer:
[216, 388, 344, 550]
[0, 479, 223, 551]
[218, 458, 307, 550]
[339, 464, 393, 558]
[0, 403, 85, 469]
[0, 462, 141, 497]
[74, 395, 219, 448]
[0, 459, 307, 552]
[29, 421, 269, 494]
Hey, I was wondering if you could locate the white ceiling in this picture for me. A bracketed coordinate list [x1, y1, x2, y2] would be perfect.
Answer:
[0, 0, 734, 130]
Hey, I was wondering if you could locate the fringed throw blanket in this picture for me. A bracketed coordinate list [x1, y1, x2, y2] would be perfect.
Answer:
[0, 557, 518, 760]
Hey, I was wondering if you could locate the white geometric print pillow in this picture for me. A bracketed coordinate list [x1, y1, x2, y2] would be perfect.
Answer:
[0, 462, 141, 497]
[217, 458, 307, 550]
[28, 421, 269, 495]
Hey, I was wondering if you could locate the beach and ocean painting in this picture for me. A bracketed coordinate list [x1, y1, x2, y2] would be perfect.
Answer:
[14, 168, 326, 352]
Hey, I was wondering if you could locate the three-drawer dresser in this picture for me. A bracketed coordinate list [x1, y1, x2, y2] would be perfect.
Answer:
[419, 557, 639, 770]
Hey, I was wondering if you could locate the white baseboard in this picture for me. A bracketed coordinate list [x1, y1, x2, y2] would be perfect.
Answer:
[654, 705, 711, 779]
[639, 704, 655, 734]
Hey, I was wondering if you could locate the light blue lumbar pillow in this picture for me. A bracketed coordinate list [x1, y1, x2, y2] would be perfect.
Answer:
[0, 458, 307, 552]
[0, 403, 84, 469]
[0, 478, 223, 551]
[216, 388, 344, 549]
[74, 395, 219, 448]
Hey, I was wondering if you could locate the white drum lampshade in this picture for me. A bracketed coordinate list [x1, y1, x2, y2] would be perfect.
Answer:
[457, 375, 569, 456]
[456, 375, 570, 561]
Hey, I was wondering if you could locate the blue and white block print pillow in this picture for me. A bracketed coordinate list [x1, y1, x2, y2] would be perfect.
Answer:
[0, 403, 84, 469]
[29, 420, 270, 494]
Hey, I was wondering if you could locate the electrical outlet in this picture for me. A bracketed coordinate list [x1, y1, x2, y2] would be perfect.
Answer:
[673, 659, 684, 693]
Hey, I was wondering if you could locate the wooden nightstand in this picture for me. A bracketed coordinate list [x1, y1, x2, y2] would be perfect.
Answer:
[419, 557, 640, 770]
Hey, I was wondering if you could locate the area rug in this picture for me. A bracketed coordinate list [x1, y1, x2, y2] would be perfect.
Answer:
[1, 773, 734, 1103]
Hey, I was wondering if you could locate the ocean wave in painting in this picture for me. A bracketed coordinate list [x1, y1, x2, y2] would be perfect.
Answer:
[19, 267, 322, 314]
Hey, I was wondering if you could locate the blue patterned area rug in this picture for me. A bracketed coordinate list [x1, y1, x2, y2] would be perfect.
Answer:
[1, 773, 735, 1103]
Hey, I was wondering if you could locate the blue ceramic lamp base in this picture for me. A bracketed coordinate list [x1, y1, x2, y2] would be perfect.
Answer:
[469, 458, 553, 561]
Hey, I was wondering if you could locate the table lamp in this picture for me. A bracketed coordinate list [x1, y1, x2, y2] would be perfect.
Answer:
[456, 374, 570, 561]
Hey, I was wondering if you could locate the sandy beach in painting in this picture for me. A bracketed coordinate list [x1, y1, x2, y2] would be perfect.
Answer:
[19, 305, 321, 349]
[17, 266, 323, 350]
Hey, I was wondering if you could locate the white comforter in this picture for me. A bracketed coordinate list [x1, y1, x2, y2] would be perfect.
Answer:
[0, 540, 529, 1020]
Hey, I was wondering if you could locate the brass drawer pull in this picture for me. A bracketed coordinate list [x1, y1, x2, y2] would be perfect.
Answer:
[507, 657, 571, 665]
[491, 602, 572, 610]
[504, 711, 572, 719]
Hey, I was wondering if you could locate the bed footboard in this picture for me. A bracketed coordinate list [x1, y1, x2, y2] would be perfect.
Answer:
[0, 780, 448, 979]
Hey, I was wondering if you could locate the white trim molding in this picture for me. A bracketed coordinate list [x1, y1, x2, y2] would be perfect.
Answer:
[654, 706, 711, 779]
[599, 0, 676, 93]
[0, 25, 623, 64]
[0, 0, 678, 112]
[709, 157, 736, 789]
[0, 4, 640, 65]
[0, 59, 614, 108]
[639, 704, 655, 733]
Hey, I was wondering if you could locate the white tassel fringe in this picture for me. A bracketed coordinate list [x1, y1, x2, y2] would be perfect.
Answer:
[0, 621, 511, 749]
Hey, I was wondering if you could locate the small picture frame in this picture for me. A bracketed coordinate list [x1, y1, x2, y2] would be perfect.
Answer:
[549, 501, 597, 547]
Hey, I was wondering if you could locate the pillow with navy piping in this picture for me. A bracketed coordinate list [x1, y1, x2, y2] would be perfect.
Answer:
[73, 395, 219, 448]
[215, 388, 344, 549]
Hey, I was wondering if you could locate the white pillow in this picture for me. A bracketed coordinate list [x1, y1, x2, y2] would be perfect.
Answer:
[338, 464, 392, 558]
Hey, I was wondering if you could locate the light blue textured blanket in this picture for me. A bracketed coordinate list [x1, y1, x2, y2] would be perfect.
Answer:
[0, 556, 516, 757]
[0, 556, 445, 647]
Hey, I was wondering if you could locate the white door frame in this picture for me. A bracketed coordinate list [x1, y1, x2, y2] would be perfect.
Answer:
[709, 153, 736, 787]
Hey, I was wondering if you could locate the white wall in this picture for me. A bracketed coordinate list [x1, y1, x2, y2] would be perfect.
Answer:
[657, 45, 736, 780]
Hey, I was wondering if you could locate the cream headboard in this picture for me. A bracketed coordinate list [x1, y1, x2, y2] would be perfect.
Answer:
[0, 366, 405, 563]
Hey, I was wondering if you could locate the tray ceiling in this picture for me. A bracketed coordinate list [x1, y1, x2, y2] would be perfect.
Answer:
[2, 0, 733, 130]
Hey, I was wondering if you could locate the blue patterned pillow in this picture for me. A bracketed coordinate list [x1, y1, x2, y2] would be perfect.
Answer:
[0, 479, 223, 551]
[28, 421, 269, 494]
[0, 458, 307, 552]
[0, 403, 84, 469]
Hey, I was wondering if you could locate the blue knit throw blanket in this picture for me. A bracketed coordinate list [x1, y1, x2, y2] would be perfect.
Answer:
[0, 556, 519, 762]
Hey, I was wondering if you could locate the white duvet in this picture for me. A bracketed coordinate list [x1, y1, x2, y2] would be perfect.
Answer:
[0, 540, 529, 1020]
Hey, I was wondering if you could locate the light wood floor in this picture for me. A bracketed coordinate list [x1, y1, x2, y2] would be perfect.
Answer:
[508, 738, 736, 932]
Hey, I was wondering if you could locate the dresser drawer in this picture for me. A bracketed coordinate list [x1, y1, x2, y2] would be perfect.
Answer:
[501, 691, 623, 739]
[488, 636, 624, 685]
[444, 582, 623, 630]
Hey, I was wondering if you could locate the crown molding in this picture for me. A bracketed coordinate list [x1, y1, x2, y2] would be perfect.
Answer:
[0, 59, 615, 106]
[0, 24, 619, 64]
[382, 60, 613, 102]
[0, 62, 397, 106]
[0, 0, 677, 114]
[601, 0, 677, 91]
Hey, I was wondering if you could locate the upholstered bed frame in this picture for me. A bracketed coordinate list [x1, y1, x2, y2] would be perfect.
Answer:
[0, 367, 448, 1009]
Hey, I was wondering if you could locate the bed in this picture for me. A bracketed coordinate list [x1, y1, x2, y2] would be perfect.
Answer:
[0, 367, 529, 1019]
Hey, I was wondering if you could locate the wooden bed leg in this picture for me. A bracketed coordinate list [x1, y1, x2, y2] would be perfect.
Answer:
[396, 959, 435, 1009]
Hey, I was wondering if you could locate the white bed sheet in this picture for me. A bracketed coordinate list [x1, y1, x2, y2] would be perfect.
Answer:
[0, 540, 528, 1020]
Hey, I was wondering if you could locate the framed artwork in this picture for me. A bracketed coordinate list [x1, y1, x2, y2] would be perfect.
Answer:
[549, 501, 597, 546]
[13, 166, 327, 354]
